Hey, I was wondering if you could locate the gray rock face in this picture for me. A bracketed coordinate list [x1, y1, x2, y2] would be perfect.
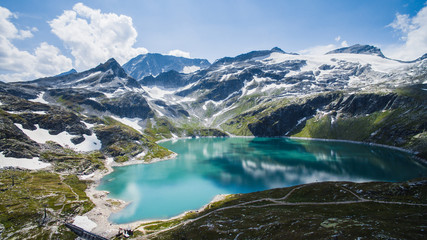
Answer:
[140, 70, 193, 89]
[0, 93, 93, 158]
[46, 88, 154, 119]
[238, 88, 427, 159]
[0, 115, 40, 158]
[103, 92, 154, 119]
[248, 93, 340, 136]
[326, 44, 386, 58]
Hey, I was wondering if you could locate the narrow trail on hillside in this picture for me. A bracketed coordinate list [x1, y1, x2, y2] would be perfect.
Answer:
[140, 184, 427, 239]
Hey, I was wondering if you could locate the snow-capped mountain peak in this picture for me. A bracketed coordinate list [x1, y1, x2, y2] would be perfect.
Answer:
[326, 44, 385, 58]
[28, 58, 140, 93]
[123, 53, 211, 80]
[93, 58, 129, 79]
[212, 47, 295, 66]
[55, 68, 77, 77]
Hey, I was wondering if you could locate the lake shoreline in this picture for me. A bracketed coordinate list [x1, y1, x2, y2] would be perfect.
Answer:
[80, 135, 425, 238]
[157, 135, 425, 163]
[78, 152, 179, 238]
[286, 136, 426, 164]
[79, 149, 229, 238]
[158, 135, 420, 156]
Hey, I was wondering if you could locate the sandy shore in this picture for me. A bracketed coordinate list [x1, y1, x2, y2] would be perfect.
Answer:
[75, 152, 200, 238]
[78, 157, 135, 237]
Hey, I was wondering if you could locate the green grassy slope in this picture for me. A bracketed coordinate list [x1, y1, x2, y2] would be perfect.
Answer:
[146, 180, 427, 240]
[0, 170, 94, 239]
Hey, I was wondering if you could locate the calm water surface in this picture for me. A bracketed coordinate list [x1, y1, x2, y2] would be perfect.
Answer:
[98, 137, 427, 223]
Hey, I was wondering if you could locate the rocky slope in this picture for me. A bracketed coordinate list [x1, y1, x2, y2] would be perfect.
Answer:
[139, 45, 425, 128]
[0, 84, 171, 164]
[221, 86, 427, 158]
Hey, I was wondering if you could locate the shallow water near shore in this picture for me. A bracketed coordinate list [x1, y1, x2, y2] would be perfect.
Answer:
[97, 137, 427, 224]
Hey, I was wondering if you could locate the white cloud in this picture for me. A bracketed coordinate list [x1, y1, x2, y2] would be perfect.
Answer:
[0, 6, 72, 82]
[0, 7, 34, 40]
[167, 49, 191, 58]
[49, 3, 148, 70]
[384, 4, 427, 60]
[34, 42, 74, 75]
[299, 38, 349, 55]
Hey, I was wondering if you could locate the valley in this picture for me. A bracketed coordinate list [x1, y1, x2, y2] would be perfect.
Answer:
[0, 44, 426, 239]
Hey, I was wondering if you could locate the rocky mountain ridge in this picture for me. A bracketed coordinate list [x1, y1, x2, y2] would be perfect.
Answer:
[0, 44, 426, 162]
[326, 44, 386, 58]
[28, 58, 140, 93]
[123, 53, 211, 80]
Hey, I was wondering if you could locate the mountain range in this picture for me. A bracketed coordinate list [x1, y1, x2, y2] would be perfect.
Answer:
[0, 44, 426, 239]
[1, 44, 426, 160]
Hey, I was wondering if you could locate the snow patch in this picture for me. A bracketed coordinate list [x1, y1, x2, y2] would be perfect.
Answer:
[370, 130, 379, 136]
[261, 82, 295, 92]
[6, 111, 47, 115]
[80, 133, 102, 151]
[103, 92, 115, 98]
[111, 116, 143, 133]
[133, 151, 146, 160]
[73, 216, 97, 232]
[246, 88, 258, 95]
[212, 103, 236, 119]
[15, 124, 101, 152]
[177, 80, 199, 91]
[205, 100, 223, 107]
[106, 157, 114, 165]
[202, 100, 225, 114]
[348, 76, 361, 87]
[182, 65, 200, 74]
[75, 71, 102, 84]
[83, 121, 95, 129]
[142, 86, 175, 99]
[33, 111, 47, 115]
[30, 92, 49, 104]
[79, 172, 95, 180]
[297, 117, 307, 125]
[219, 74, 233, 82]
[176, 96, 196, 103]
[154, 109, 164, 117]
[0, 153, 51, 170]
[263, 52, 410, 73]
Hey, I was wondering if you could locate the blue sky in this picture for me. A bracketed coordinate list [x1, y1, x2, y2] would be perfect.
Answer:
[0, 0, 426, 81]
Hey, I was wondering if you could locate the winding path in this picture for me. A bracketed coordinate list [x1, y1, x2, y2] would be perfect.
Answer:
[140, 184, 427, 239]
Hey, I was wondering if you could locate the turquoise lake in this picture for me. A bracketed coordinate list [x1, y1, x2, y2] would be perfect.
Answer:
[97, 137, 427, 224]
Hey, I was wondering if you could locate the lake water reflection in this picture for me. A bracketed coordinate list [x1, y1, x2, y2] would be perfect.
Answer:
[97, 137, 427, 223]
